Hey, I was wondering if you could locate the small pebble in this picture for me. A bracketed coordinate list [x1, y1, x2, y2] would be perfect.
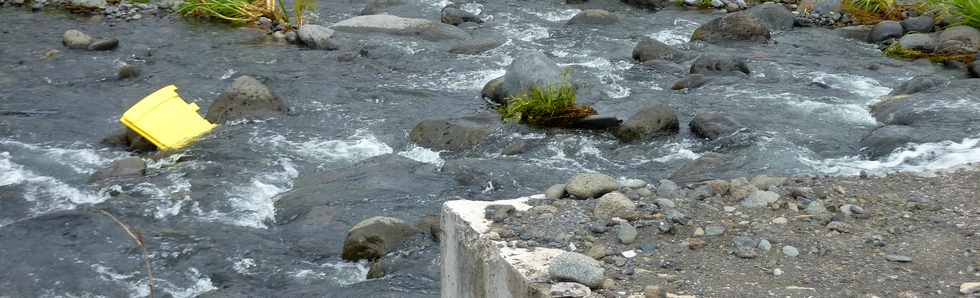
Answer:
[723, 206, 736, 212]
[687, 238, 705, 250]
[773, 268, 783, 276]
[758, 239, 771, 251]
[782, 245, 799, 257]
[693, 227, 705, 236]
[772, 217, 788, 224]
[885, 254, 912, 263]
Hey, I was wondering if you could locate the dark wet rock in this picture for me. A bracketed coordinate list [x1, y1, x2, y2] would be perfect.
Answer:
[101, 128, 157, 152]
[89, 157, 145, 183]
[62, 30, 92, 49]
[415, 215, 442, 242]
[669, 152, 728, 184]
[570, 116, 622, 130]
[359, 0, 400, 15]
[449, 37, 502, 54]
[836, 25, 871, 41]
[566, 173, 619, 199]
[481, 77, 505, 102]
[859, 125, 944, 158]
[890, 76, 946, 95]
[969, 62, 980, 78]
[331, 15, 469, 41]
[871, 80, 980, 144]
[691, 13, 771, 43]
[87, 38, 118, 51]
[409, 113, 499, 151]
[689, 55, 750, 75]
[549, 252, 605, 288]
[501, 140, 529, 155]
[868, 21, 905, 43]
[622, 0, 672, 9]
[898, 33, 936, 52]
[743, 3, 794, 31]
[341, 216, 417, 261]
[690, 112, 744, 140]
[594, 192, 636, 219]
[885, 254, 912, 262]
[632, 37, 683, 63]
[205, 76, 287, 124]
[567, 9, 620, 25]
[672, 74, 707, 90]
[367, 261, 385, 279]
[495, 51, 563, 104]
[117, 64, 139, 80]
[297, 24, 338, 50]
[614, 104, 679, 142]
[441, 5, 482, 26]
[814, 0, 842, 14]
[901, 15, 934, 33]
[935, 26, 980, 54]
[550, 282, 591, 297]
[546, 184, 567, 200]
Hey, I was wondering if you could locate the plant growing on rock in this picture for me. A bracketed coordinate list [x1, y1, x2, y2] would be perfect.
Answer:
[842, 0, 907, 23]
[178, 0, 286, 24]
[883, 42, 976, 63]
[498, 71, 596, 127]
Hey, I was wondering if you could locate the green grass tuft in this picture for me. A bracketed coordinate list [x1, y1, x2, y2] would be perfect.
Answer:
[498, 71, 596, 127]
[943, 0, 980, 28]
[883, 43, 930, 59]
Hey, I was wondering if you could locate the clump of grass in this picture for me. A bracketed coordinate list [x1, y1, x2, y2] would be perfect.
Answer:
[499, 71, 596, 127]
[293, 0, 317, 27]
[842, 0, 908, 23]
[937, 0, 980, 28]
[883, 42, 976, 63]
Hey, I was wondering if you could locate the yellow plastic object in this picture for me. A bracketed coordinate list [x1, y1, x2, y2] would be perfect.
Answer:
[120, 85, 217, 151]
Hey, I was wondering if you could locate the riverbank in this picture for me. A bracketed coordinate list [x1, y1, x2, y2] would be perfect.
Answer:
[444, 165, 980, 297]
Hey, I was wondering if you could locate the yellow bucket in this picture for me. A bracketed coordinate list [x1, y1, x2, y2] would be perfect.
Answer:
[120, 85, 216, 151]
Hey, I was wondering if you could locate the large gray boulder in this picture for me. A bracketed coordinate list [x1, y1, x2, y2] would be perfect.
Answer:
[691, 13, 771, 43]
[409, 113, 499, 151]
[859, 125, 939, 158]
[614, 104, 679, 142]
[567, 9, 620, 25]
[901, 15, 934, 33]
[690, 55, 750, 75]
[690, 112, 744, 140]
[549, 252, 605, 288]
[898, 33, 936, 52]
[935, 26, 980, 54]
[205, 76, 287, 124]
[297, 24, 338, 50]
[565, 173, 619, 199]
[331, 15, 470, 41]
[632, 37, 683, 63]
[483, 51, 563, 104]
[341, 216, 417, 261]
[868, 21, 904, 43]
[744, 3, 795, 31]
[62, 30, 92, 49]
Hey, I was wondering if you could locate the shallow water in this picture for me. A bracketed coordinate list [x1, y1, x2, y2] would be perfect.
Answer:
[1, 0, 979, 296]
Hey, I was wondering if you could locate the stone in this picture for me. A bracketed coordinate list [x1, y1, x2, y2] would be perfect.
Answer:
[367, 260, 385, 279]
[693, 227, 705, 236]
[409, 113, 499, 151]
[960, 282, 980, 294]
[826, 221, 850, 233]
[530, 205, 558, 215]
[743, 3, 795, 31]
[441, 6, 482, 26]
[567, 9, 620, 25]
[672, 74, 708, 90]
[448, 37, 503, 54]
[485, 204, 516, 221]
[89, 157, 145, 183]
[331, 15, 469, 41]
[297, 25, 338, 50]
[567, 173, 620, 199]
[614, 104, 680, 142]
[936, 26, 980, 54]
[889, 75, 946, 95]
[773, 268, 783, 276]
[657, 180, 679, 196]
[757, 239, 771, 251]
[691, 112, 744, 140]
[500, 51, 563, 102]
[841, 204, 867, 218]
[546, 184, 567, 200]
[62, 30, 92, 49]
[617, 223, 638, 244]
[569, 116, 623, 130]
[782, 245, 799, 257]
[885, 254, 912, 262]
[836, 25, 872, 41]
[664, 209, 689, 225]
[205, 76, 287, 124]
[691, 13, 771, 43]
[587, 244, 607, 259]
[341, 216, 417, 261]
[772, 217, 788, 224]
[87, 38, 119, 51]
[868, 21, 904, 43]
[653, 198, 675, 209]
[741, 190, 779, 208]
[750, 175, 785, 190]
[117, 64, 140, 80]
[704, 224, 725, 236]
[688, 238, 706, 250]
[705, 180, 731, 196]
[359, 0, 400, 15]
[804, 200, 828, 215]
[550, 282, 592, 297]
[415, 215, 442, 242]
[632, 37, 683, 63]
[814, 0, 842, 14]
[669, 153, 728, 184]
[733, 236, 757, 250]
[901, 15, 934, 33]
[689, 55, 750, 75]
[898, 33, 936, 52]
[644, 286, 667, 298]
[640, 241, 658, 252]
[735, 247, 759, 258]
[549, 252, 606, 288]
[70, 0, 105, 9]
[622, 178, 647, 189]
[594, 192, 636, 219]
[622, 0, 672, 9]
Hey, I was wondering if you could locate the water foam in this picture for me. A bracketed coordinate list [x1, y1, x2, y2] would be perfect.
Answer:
[803, 138, 980, 176]
[398, 145, 445, 167]
[292, 261, 370, 286]
[215, 158, 299, 229]
[803, 71, 892, 99]
[527, 9, 580, 22]
[559, 58, 633, 98]
[262, 130, 394, 164]
[784, 100, 878, 125]
[0, 152, 107, 215]
[647, 19, 700, 45]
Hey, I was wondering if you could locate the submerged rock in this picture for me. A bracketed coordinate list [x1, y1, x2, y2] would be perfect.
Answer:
[205, 76, 287, 124]
[63, 30, 92, 49]
[89, 157, 145, 183]
[441, 5, 482, 26]
[566, 173, 619, 199]
[901, 15, 934, 33]
[360, 0, 401, 15]
[117, 64, 140, 80]
[691, 13, 770, 43]
[672, 74, 707, 90]
[889, 76, 946, 95]
[409, 113, 499, 151]
[548, 252, 605, 288]
[743, 3, 794, 31]
[331, 15, 469, 41]
[669, 152, 728, 184]
[690, 112, 744, 140]
[449, 37, 503, 54]
[87, 38, 118, 51]
[632, 37, 683, 63]
[297, 24, 338, 50]
[567, 9, 620, 25]
[341, 216, 417, 261]
[689, 55, 750, 75]
[614, 104, 679, 142]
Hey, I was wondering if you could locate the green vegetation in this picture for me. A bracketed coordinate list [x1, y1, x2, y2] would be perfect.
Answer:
[883, 42, 976, 63]
[177, 0, 315, 29]
[842, 0, 907, 23]
[943, 0, 980, 27]
[498, 71, 596, 127]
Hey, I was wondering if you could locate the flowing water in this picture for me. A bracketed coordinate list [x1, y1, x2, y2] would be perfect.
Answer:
[1, 0, 979, 296]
